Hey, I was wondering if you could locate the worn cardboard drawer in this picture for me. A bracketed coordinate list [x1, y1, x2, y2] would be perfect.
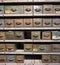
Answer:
[42, 31, 51, 40]
[31, 31, 40, 40]
[43, 18, 52, 27]
[0, 55, 6, 63]
[43, 5, 53, 14]
[5, 5, 23, 14]
[52, 55, 60, 63]
[24, 19, 33, 27]
[0, 5, 4, 14]
[0, 19, 4, 28]
[0, 31, 5, 40]
[24, 44, 33, 52]
[33, 44, 39, 52]
[52, 44, 60, 52]
[54, 5, 60, 14]
[5, 31, 15, 40]
[42, 55, 51, 63]
[53, 19, 60, 27]
[34, 5, 42, 14]
[38, 44, 51, 52]
[52, 31, 60, 39]
[6, 55, 15, 63]
[15, 19, 24, 27]
[0, 44, 6, 52]
[5, 19, 14, 28]
[6, 44, 16, 52]
[15, 31, 24, 40]
[24, 5, 32, 14]
[33, 18, 42, 27]
[16, 55, 24, 63]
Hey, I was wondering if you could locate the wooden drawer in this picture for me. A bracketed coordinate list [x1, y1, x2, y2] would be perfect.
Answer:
[6, 44, 16, 52]
[53, 18, 60, 27]
[15, 19, 24, 27]
[33, 18, 42, 27]
[43, 18, 52, 27]
[38, 44, 51, 52]
[31, 31, 41, 40]
[24, 19, 33, 27]
[43, 5, 53, 14]
[0, 44, 6, 52]
[5, 5, 23, 14]
[15, 31, 24, 40]
[5, 31, 15, 40]
[0, 55, 6, 63]
[16, 55, 24, 63]
[42, 31, 51, 40]
[42, 55, 51, 63]
[5, 19, 14, 28]
[24, 44, 33, 52]
[52, 44, 60, 52]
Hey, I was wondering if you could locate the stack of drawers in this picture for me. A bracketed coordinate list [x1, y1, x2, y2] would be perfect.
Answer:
[0, 0, 60, 65]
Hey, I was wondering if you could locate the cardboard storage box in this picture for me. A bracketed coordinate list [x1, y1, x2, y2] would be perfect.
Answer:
[34, 5, 42, 15]
[31, 31, 40, 40]
[24, 44, 33, 52]
[5, 19, 14, 28]
[0, 44, 6, 52]
[52, 31, 60, 39]
[6, 55, 15, 63]
[15, 19, 24, 27]
[43, 18, 52, 27]
[0, 5, 4, 14]
[52, 55, 60, 63]
[15, 31, 24, 40]
[42, 55, 51, 63]
[54, 5, 60, 14]
[43, 5, 53, 14]
[33, 44, 39, 52]
[0, 19, 4, 28]
[24, 19, 33, 27]
[5, 5, 23, 14]
[24, 5, 32, 14]
[53, 18, 60, 27]
[16, 55, 24, 63]
[0, 55, 6, 63]
[38, 44, 51, 52]
[6, 44, 16, 52]
[5, 31, 15, 40]
[52, 44, 60, 52]
[33, 18, 42, 27]
[42, 31, 51, 40]
[0, 31, 5, 40]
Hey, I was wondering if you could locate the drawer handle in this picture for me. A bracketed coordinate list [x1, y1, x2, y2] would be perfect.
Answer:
[35, 22, 41, 25]
[44, 35, 49, 37]
[53, 47, 60, 50]
[39, 48, 45, 50]
[7, 23, 12, 25]
[8, 48, 13, 50]
[25, 48, 31, 50]
[33, 35, 38, 38]
[45, 8, 51, 11]
[25, 8, 31, 12]
[25, 22, 31, 25]
[44, 59, 49, 62]
[0, 35, 3, 37]
[54, 22, 60, 25]
[11, 9, 17, 12]
[55, 8, 60, 11]
[44, 22, 50, 25]
[0, 59, 5, 62]
[16, 35, 22, 38]
[0, 23, 2, 25]
[35, 9, 41, 12]
[0, 48, 4, 50]
[16, 23, 22, 25]
[0, 9, 2, 11]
